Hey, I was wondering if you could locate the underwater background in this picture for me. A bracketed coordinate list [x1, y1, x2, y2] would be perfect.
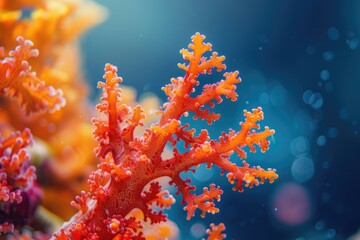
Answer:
[80, 1, 360, 239]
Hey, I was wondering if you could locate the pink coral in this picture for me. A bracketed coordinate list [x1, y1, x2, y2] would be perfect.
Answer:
[0, 128, 41, 234]
[52, 33, 277, 239]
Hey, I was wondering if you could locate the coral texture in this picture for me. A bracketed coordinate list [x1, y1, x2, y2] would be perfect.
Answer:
[52, 32, 277, 239]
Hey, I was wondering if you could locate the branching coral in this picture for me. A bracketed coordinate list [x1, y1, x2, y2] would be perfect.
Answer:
[0, 128, 41, 235]
[52, 32, 277, 239]
[205, 223, 226, 240]
[1, 0, 107, 221]
[0, 36, 65, 114]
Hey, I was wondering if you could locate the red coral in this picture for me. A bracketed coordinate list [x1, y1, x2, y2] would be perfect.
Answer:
[105, 215, 144, 239]
[0, 36, 65, 114]
[53, 33, 277, 239]
[182, 184, 223, 220]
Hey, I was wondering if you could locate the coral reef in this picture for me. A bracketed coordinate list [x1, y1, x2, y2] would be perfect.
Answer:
[1, 1, 277, 239]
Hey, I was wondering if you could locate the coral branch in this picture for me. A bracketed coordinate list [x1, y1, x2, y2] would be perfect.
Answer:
[0, 129, 40, 234]
[93, 64, 125, 161]
[0, 36, 65, 114]
[205, 223, 226, 240]
[53, 33, 276, 239]
[178, 33, 226, 75]
[182, 183, 223, 220]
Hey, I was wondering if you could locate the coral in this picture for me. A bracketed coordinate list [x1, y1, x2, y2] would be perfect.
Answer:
[52, 33, 277, 239]
[205, 223, 226, 240]
[1, 2, 277, 238]
[0, 128, 41, 235]
[0, 0, 107, 220]
[5, 228, 49, 240]
[0, 36, 65, 114]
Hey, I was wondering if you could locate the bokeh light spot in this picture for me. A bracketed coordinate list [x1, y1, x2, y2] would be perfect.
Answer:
[303, 90, 324, 109]
[291, 156, 315, 183]
[190, 222, 206, 239]
[347, 38, 359, 50]
[303, 90, 314, 105]
[309, 92, 323, 109]
[322, 51, 334, 61]
[316, 135, 327, 146]
[315, 220, 326, 231]
[320, 69, 330, 81]
[326, 229, 337, 238]
[270, 84, 287, 106]
[328, 128, 338, 138]
[259, 92, 270, 104]
[290, 136, 310, 156]
[271, 183, 312, 226]
[327, 27, 340, 40]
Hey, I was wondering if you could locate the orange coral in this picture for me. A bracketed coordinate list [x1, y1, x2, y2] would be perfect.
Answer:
[0, 0, 107, 220]
[52, 33, 277, 239]
[0, 36, 65, 114]
[205, 223, 227, 240]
